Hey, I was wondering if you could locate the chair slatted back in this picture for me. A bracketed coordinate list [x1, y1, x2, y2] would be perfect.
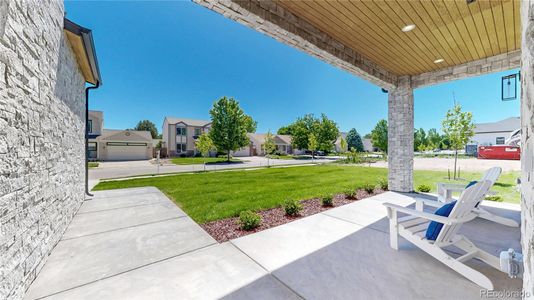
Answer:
[435, 180, 492, 246]
[481, 167, 502, 185]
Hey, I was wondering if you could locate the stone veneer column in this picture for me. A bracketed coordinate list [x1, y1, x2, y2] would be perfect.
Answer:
[521, 1, 534, 298]
[388, 76, 414, 192]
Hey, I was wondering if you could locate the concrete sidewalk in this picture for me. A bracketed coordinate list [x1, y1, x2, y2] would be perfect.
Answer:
[25, 190, 522, 299]
[89, 156, 337, 180]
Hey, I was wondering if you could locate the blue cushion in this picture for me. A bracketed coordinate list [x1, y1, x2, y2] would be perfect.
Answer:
[425, 201, 457, 240]
[465, 180, 478, 188]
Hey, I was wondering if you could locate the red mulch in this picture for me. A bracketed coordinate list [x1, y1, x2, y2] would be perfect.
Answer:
[200, 189, 386, 243]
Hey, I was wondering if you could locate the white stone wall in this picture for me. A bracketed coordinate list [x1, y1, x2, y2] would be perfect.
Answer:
[521, 1, 534, 298]
[0, 1, 86, 299]
[388, 76, 414, 192]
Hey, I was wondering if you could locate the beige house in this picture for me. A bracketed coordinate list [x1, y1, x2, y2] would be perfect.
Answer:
[233, 133, 302, 157]
[88, 110, 153, 161]
[162, 117, 211, 156]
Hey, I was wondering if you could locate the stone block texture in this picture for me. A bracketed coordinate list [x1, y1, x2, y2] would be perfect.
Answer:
[521, 1, 534, 298]
[0, 1, 86, 299]
[412, 50, 520, 88]
[388, 76, 414, 192]
[193, 0, 398, 90]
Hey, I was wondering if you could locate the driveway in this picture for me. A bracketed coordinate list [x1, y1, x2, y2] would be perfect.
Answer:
[89, 156, 337, 180]
[25, 188, 521, 299]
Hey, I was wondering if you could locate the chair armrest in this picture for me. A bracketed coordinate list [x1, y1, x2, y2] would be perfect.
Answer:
[437, 183, 466, 191]
[383, 203, 454, 225]
[414, 197, 443, 208]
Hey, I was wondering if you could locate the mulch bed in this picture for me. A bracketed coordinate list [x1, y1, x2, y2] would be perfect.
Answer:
[200, 189, 386, 243]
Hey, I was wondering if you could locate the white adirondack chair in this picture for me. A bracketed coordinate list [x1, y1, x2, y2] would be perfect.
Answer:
[436, 167, 519, 227]
[384, 180, 502, 290]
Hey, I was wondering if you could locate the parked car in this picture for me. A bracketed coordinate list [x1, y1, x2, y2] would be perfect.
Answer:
[305, 150, 326, 156]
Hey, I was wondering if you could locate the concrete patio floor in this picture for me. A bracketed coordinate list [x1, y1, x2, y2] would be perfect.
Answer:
[25, 188, 522, 299]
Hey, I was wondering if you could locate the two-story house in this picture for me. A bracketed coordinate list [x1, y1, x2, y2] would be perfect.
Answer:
[88, 110, 154, 161]
[162, 117, 212, 156]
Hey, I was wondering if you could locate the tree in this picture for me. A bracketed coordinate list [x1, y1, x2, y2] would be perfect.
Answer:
[308, 133, 317, 158]
[277, 124, 295, 135]
[346, 128, 364, 152]
[263, 131, 277, 155]
[134, 120, 158, 139]
[243, 115, 257, 133]
[286, 113, 339, 153]
[209, 97, 254, 162]
[427, 128, 441, 149]
[339, 136, 347, 153]
[414, 128, 427, 151]
[371, 119, 388, 153]
[290, 114, 319, 150]
[315, 114, 339, 152]
[441, 104, 475, 179]
[195, 133, 215, 157]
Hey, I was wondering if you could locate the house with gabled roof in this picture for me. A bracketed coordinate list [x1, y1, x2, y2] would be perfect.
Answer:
[469, 117, 520, 146]
[162, 117, 212, 156]
[233, 133, 304, 157]
[88, 111, 153, 161]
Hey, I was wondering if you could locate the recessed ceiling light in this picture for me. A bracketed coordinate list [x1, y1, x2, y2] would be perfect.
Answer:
[434, 58, 445, 63]
[401, 24, 416, 32]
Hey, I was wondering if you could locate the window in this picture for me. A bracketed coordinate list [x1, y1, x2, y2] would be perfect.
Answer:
[194, 128, 202, 136]
[88, 142, 97, 159]
[496, 137, 505, 145]
[176, 127, 186, 136]
[176, 143, 187, 152]
[88, 120, 93, 133]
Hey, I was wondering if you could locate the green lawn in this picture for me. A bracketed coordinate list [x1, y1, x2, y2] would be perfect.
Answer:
[170, 157, 242, 165]
[88, 162, 99, 168]
[94, 165, 520, 223]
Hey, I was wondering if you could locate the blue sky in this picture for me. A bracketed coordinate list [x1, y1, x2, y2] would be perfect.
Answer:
[65, 1, 520, 135]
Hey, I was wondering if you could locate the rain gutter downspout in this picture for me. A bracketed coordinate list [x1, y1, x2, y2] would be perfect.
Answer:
[85, 82, 100, 196]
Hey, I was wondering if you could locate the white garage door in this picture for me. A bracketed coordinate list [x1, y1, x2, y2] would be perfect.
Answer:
[106, 142, 148, 161]
[232, 147, 250, 157]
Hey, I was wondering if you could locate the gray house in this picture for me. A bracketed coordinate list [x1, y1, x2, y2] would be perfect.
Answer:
[469, 117, 520, 146]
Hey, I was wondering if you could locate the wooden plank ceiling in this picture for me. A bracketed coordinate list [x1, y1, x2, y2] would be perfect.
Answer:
[276, 0, 520, 76]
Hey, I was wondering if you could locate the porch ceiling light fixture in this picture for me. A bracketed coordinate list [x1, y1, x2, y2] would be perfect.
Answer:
[434, 58, 445, 63]
[401, 24, 416, 32]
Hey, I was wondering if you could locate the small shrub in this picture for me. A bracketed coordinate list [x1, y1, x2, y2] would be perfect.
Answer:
[485, 195, 503, 202]
[417, 184, 431, 193]
[283, 198, 302, 216]
[363, 183, 375, 194]
[378, 179, 388, 190]
[344, 188, 357, 199]
[179, 153, 187, 158]
[238, 210, 261, 230]
[321, 195, 333, 207]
